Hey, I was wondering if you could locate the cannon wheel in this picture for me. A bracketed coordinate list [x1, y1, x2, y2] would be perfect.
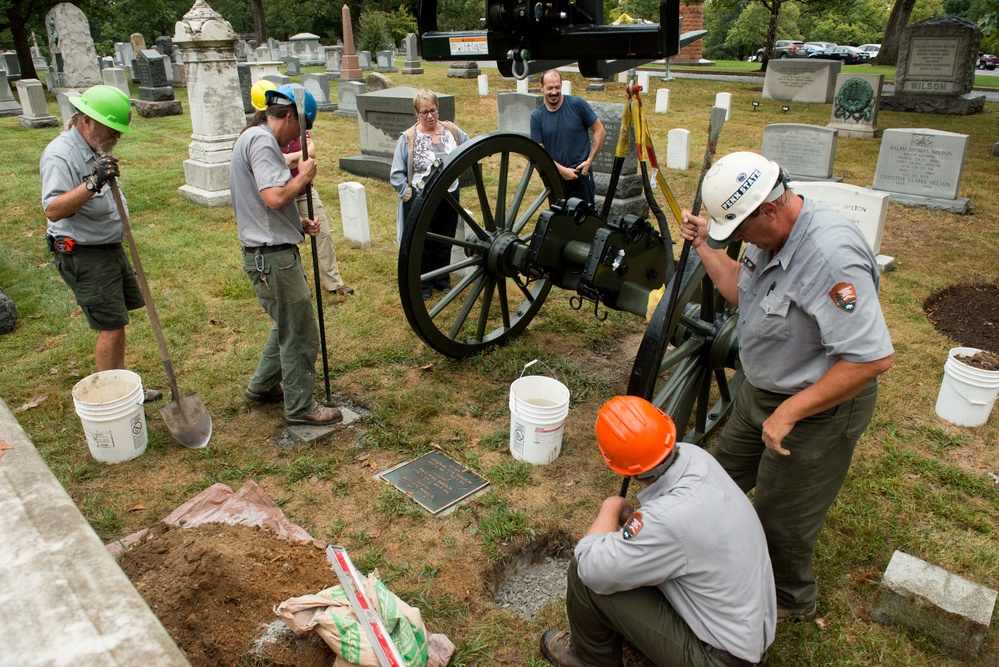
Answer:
[627, 245, 745, 445]
[399, 133, 565, 358]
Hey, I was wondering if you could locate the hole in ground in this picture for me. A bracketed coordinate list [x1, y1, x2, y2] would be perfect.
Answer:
[489, 531, 575, 619]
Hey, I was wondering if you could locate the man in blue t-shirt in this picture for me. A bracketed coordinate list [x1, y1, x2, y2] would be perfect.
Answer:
[530, 70, 606, 206]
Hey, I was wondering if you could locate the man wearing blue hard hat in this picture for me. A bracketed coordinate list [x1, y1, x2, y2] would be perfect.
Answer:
[39, 84, 162, 403]
[231, 83, 341, 426]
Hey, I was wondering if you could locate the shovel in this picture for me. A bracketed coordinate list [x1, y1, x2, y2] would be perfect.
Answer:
[109, 176, 212, 449]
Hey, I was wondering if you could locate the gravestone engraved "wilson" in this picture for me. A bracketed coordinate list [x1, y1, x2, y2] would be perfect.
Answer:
[880, 16, 984, 115]
[761, 124, 840, 182]
[870, 128, 970, 213]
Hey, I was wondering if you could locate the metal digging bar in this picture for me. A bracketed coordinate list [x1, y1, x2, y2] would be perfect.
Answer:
[292, 87, 333, 405]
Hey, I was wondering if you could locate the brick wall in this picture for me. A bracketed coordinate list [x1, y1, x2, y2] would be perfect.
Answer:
[675, 3, 704, 64]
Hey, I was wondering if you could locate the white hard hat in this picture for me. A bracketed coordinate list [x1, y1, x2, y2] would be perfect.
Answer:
[701, 151, 786, 249]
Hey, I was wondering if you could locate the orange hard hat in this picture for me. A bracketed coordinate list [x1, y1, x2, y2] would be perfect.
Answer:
[595, 396, 676, 476]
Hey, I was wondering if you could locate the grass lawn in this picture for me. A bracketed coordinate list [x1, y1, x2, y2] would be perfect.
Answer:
[1, 62, 998, 666]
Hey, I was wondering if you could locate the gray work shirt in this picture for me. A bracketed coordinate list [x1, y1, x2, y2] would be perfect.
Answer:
[230, 125, 304, 247]
[737, 197, 894, 394]
[575, 445, 776, 663]
[40, 126, 127, 244]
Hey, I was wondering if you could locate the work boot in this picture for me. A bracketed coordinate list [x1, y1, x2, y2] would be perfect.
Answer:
[143, 389, 163, 403]
[244, 385, 284, 403]
[286, 405, 343, 426]
[330, 285, 355, 296]
[540, 629, 596, 667]
[776, 602, 817, 623]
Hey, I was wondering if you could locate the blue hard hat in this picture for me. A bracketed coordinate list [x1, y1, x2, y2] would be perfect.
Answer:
[265, 83, 317, 130]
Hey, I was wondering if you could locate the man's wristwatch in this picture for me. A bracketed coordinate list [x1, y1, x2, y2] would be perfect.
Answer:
[84, 176, 101, 193]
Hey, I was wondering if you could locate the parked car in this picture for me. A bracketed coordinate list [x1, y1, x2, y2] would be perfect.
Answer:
[977, 53, 998, 70]
[808, 45, 872, 65]
[858, 43, 881, 58]
[755, 40, 808, 60]
[804, 41, 837, 55]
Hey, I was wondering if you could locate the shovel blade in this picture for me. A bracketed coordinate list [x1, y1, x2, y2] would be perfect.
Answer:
[160, 393, 213, 449]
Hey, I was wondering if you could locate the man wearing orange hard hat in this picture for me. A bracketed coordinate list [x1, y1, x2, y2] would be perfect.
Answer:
[540, 396, 775, 667]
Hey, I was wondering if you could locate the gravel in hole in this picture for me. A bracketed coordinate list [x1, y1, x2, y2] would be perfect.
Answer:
[493, 555, 570, 619]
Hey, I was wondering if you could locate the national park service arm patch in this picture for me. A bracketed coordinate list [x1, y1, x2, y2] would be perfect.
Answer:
[829, 282, 857, 312]
[622, 512, 644, 540]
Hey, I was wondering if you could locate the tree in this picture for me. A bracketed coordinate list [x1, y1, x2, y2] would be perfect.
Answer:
[250, 0, 267, 42]
[874, 0, 916, 64]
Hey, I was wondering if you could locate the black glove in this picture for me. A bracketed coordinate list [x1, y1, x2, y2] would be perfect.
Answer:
[83, 154, 120, 194]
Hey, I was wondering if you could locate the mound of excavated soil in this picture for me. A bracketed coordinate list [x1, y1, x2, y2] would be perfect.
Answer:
[925, 283, 999, 353]
[118, 522, 335, 667]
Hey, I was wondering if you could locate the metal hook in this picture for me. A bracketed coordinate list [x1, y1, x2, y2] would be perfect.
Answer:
[593, 299, 608, 322]
[511, 56, 529, 80]
[569, 295, 583, 311]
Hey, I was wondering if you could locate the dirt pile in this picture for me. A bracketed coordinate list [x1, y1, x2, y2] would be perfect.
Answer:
[118, 522, 337, 667]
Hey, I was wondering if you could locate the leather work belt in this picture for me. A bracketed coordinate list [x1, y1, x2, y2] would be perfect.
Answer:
[706, 644, 765, 667]
[47, 235, 122, 254]
[242, 243, 296, 254]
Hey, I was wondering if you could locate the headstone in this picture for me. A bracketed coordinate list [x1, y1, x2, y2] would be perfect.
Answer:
[56, 90, 81, 129]
[516, 78, 529, 94]
[666, 128, 690, 170]
[338, 182, 372, 248]
[871, 551, 996, 661]
[401, 33, 423, 75]
[102, 67, 130, 99]
[172, 54, 186, 88]
[590, 101, 648, 219]
[617, 71, 628, 84]
[335, 80, 365, 119]
[155, 35, 174, 57]
[357, 51, 372, 70]
[762, 59, 841, 104]
[136, 50, 175, 102]
[365, 72, 393, 92]
[15, 79, 58, 128]
[827, 73, 884, 139]
[284, 55, 301, 77]
[235, 39, 249, 61]
[879, 16, 985, 115]
[562, 80, 571, 96]
[130, 33, 146, 54]
[340, 86, 456, 181]
[477, 74, 488, 96]
[1, 52, 21, 80]
[715, 92, 732, 120]
[173, 0, 246, 207]
[761, 124, 841, 182]
[0, 71, 23, 117]
[447, 61, 480, 78]
[237, 63, 253, 114]
[262, 73, 290, 87]
[268, 37, 280, 57]
[289, 32, 324, 66]
[303, 72, 336, 112]
[339, 4, 363, 82]
[637, 71, 649, 92]
[870, 128, 970, 214]
[114, 42, 134, 73]
[790, 180, 893, 271]
[45, 3, 102, 89]
[255, 46, 271, 62]
[325, 45, 343, 78]
[375, 50, 397, 73]
[586, 83, 605, 92]
[99, 56, 114, 71]
[656, 88, 669, 113]
[497, 91, 542, 136]
[248, 60, 282, 81]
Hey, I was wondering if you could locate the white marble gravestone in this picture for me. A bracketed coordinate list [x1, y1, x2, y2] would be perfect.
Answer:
[517, 78, 529, 94]
[173, 0, 246, 207]
[46, 3, 102, 89]
[656, 88, 669, 113]
[0, 71, 22, 117]
[791, 180, 893, 272]
[56, 90, 81, 129]
[761, 124, 840, 182]
[666, 128, 690, 170]
[497, 91, 541, 136]
[338, 182, 371, 248]
[870, 128, 970, 213]
[16, 79, 58, 128]
[102, 67, 130, 99]
[477, 74, 488, 96]
[762, 59, 841, 104]
[715, 92, 732, 120]
[303, 72, 336, 112]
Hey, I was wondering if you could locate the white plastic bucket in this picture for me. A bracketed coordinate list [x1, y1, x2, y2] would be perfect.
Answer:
[935, 347, 999, 427]
[509, 375, 570, 464]
[72, 370, 148, 463]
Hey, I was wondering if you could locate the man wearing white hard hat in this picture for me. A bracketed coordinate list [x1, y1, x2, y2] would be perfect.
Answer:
[678, 151, 893, 623]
